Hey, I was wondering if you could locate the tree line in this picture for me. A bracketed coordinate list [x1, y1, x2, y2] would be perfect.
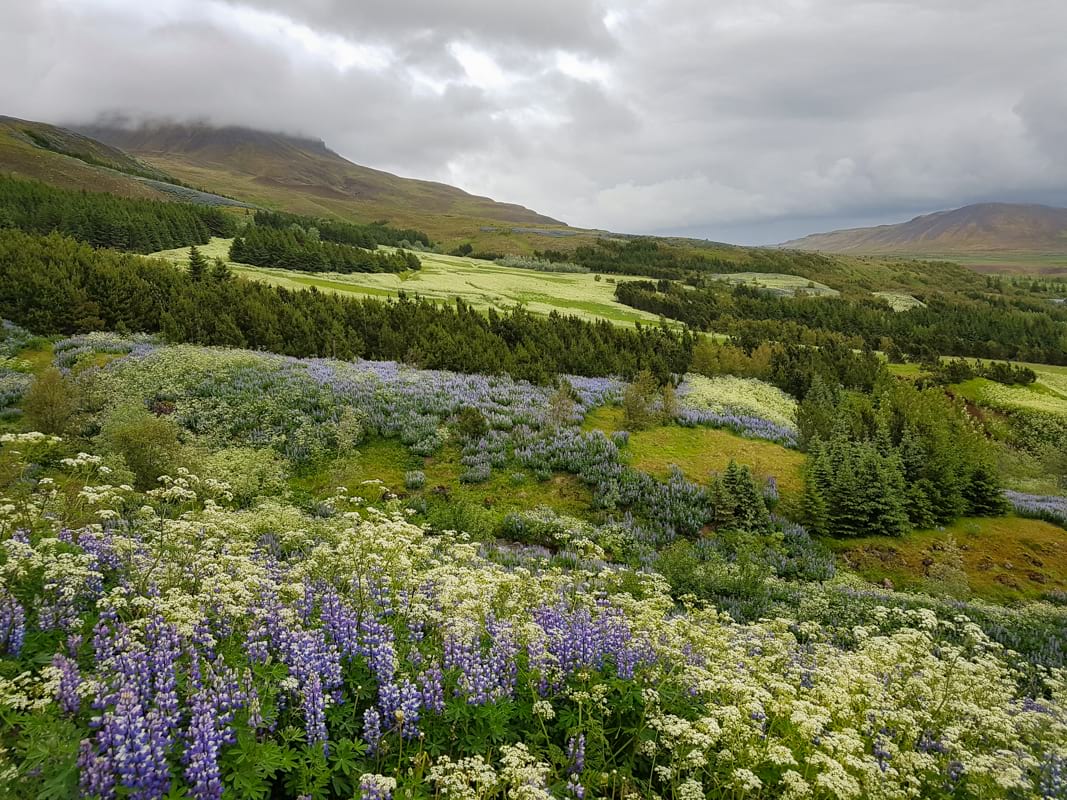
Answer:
[0, 174, 235, 253]
[615, 279, 1067, 365]
[0, 230, 693, 382]
[229, 226, 420, 274]
[537, 238, 976, 294]
[252, 209, 431, 249]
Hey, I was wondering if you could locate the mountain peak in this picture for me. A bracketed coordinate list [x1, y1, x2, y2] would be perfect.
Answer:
[782, 202, 1067, 256]
[72, 121, 563, 232]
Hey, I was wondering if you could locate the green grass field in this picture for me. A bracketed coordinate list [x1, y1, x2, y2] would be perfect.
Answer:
[873, 291, 925, 310]
[291, 437, 595, 522]
[583, 406, 805, 497]
[707, 272, 839, 297]
[151, 238, 666, 326]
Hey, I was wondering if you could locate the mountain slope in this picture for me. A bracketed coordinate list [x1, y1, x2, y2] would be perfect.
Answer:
[782, 203, 1067, 256]
[0, 116, 255, 207]
[78, 123, 564, 240]
[0, 115, 175, 199]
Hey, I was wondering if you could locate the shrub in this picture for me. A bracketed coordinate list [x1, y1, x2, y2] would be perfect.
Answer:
[453, 407, 489, 440]
[622, 369, 660, 430]
[98, 405, 182, 488]
[22, 367, 78, 434]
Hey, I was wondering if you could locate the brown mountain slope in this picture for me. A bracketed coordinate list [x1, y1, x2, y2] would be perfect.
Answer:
[77, 123, 564, 240]
[0, 116, 174, 199]
[782, 203, 1067, 256]
[0, 116, 256, 207]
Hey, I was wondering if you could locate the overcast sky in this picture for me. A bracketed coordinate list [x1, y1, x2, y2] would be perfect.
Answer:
[3, 0, 1066, 243]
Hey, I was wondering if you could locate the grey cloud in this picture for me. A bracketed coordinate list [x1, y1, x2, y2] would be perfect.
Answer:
[1, 0, 1065, 243]
[225, 0, 616, 54]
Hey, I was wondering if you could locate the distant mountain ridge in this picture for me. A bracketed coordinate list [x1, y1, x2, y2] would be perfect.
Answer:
[782, 203, 1067, 256]
[75, 122, 564, 236]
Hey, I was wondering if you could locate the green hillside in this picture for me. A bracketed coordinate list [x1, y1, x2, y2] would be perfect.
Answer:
[79, 123, 578, 248]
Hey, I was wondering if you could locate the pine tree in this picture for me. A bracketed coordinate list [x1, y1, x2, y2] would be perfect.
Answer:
[964, 463, 1009, 516]
[210, 257, 232, 282]
[796, 374, 838, 450]
[188, 245, 207, 281]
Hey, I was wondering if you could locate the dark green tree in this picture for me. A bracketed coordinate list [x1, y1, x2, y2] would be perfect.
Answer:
[188, 245, 208, 281]
[210, 257, 232, 282]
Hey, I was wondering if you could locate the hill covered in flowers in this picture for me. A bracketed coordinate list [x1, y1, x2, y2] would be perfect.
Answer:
[0, 329, 1065, 799]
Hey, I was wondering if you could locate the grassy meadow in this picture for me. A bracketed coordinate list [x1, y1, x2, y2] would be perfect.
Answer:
[152, 238, 667, 326]
[582, 405, 806, 497]
[706, 271, 839, 296]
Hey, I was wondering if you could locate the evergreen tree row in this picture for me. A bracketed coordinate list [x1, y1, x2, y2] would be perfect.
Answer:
[0, 230, 692, 383]
[537, 238, 842, 284]
[0, 174, 235, 253]
[615, 279, 1067, 365]
[253, 209, 431, 249]
[229, 226, 420, 274]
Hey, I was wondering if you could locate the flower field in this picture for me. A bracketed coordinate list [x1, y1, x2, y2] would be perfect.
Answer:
[1, 433, 1065, 799]
[955, 378, 1067, 419]
[0, 332, 1065, 799]
[677, 375, 798, 433]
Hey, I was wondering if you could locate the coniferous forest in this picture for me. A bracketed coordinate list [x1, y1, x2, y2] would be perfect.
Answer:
[0, 174, 235, 251]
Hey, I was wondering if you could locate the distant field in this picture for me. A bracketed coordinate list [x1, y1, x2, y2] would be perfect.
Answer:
[888, 358, 1067, 420]
[151, 238, 666, 326]
[954, 377, 1067, 419]
[932, 251, 1067, 276]
[708, 271, 839, 297]
[873, 290, 925, 310]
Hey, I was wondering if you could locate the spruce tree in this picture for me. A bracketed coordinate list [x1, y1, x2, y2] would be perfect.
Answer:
[800, 439, 830, 535]
[796, 374, 838, 450]
[188, 245, 207, 281]
[211, 257, 232, 282]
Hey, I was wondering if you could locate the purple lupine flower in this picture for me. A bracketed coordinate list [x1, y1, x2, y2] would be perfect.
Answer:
[1003, 491, 1067, 527]
[359, 613, 397, 686]
[303, 672, 328, 751]
[418, 661, 445, 713]
[377, 678, 421, 739]
[872, 738, 892, 772]
[362, 707, 383, 753]
[1039, 752, 1064, 800]
[79, 737, 116, 800]
[53, 652, 82, 714]
[183, 663, 224, 800]
[0, 590, 25, 656]
[442, 616, 519, 705]
[529, 599, 656, 692]
[360, 774, 395, 800]
[147, 617, 181, 732]
[91, 686, 171, 800]
[566, 777, 586, 799]
[567, 734, 586, 775]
